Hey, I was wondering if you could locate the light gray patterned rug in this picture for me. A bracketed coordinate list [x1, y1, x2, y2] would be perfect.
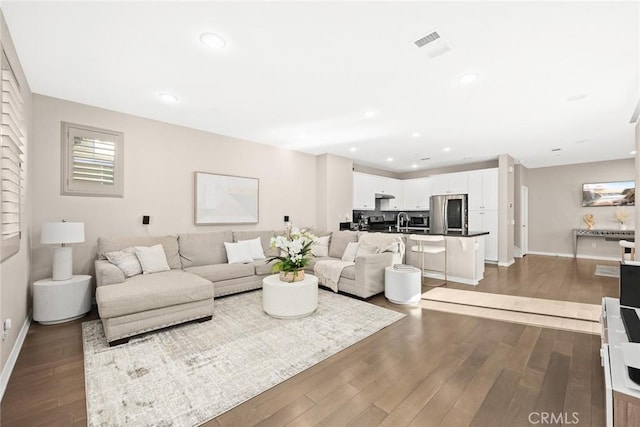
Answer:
[83, 290, 404, 426]
[595, 264, 619, 278]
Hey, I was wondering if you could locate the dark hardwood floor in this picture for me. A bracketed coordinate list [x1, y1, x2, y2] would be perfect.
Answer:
[1, 255, 618, 426]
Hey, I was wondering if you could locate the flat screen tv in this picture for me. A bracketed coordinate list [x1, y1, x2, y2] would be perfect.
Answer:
[582, 181, 635, 207]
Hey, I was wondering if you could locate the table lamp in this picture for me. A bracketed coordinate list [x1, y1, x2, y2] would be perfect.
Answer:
[41, 221, 85, 281]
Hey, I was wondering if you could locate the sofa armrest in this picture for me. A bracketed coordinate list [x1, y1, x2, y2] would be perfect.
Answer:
[95, 260, 125, 287]
[354, 252, 398, 296]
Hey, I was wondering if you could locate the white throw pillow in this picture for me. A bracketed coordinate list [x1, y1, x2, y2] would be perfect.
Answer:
[358, 240, 379, 256]
[224, 241, 254, 264]
[311, 235, 331, 257]
[135, 244, 170, 274]
[239, 237, 265, 260]
[341, 241, 359, 262]
[105, 247, 143, 277]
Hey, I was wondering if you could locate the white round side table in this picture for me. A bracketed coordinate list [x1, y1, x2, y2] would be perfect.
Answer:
[385, 266, 422, 305]
[262, 273, 319, 319]
[33, 275, 92, 324]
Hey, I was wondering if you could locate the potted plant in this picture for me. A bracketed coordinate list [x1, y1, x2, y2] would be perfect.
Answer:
[267, 225, 317, 282]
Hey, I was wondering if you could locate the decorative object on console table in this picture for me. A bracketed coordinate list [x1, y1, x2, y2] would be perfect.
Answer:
[33, 275, 91, 324]
[267, 224, 317, 282]
[583, 213, 595, 230]
[616, 207, 630, 230]
[41, 221, 85, 281]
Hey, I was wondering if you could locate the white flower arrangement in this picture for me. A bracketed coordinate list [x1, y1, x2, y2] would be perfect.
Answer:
[267, 224, 317, 273]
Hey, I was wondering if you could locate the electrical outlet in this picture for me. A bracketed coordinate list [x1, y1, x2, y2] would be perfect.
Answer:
[2, 318, 11, 340]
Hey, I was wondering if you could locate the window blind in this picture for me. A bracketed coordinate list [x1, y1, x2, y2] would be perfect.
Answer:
[62, 123, 123, 197]
[1, 51, 24, 261]
[72, 136, 116, 185]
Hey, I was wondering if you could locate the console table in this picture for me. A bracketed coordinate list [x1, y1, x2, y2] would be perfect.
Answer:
[572, 229, 634, 258]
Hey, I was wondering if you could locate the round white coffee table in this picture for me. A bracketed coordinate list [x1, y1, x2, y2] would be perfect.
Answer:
[385, 266, 422, 305]
[262, 273, 318, 319]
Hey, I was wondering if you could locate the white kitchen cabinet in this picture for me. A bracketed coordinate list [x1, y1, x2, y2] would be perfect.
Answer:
[468, 168, 498, 211]
[431, 172, 469, 195]
[353, 172, 377, 210]
[353, 172, 403, 210]
[402, 178, 432, 210]
[469, 209, 498, 262]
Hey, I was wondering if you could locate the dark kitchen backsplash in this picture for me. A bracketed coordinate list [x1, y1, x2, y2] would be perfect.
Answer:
[353, 210, 429, 224]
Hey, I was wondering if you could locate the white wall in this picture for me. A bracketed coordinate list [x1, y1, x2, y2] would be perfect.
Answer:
[528, 158, 635, 258]
[30, 95, 319, 282]
[316, 154, 353, 232]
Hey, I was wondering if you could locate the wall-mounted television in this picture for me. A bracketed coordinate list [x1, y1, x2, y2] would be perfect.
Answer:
[582, 181, 635, 207]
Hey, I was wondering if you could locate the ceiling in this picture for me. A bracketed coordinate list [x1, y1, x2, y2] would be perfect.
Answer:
[3, 1, 639, 172]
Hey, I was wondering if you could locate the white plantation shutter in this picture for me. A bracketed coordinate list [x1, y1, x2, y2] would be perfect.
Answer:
[1, 51, 24, 261]
[62, 122, 123, 197]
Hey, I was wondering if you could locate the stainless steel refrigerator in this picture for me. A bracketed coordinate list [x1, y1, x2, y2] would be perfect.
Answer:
[429, 194, 468, 234]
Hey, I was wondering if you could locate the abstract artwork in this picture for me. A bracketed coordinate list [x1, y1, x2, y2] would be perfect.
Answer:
[194, 172, 259, 224]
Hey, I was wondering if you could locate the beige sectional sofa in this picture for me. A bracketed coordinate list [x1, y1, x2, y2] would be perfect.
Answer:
[95, 229, 403, 345]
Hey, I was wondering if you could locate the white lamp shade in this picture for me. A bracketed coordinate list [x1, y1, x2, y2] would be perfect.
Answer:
[41, 222, 85, 244]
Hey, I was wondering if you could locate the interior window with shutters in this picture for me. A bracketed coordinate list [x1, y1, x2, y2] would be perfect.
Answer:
[1, 50, 25, 262]
[61, 122, 124, 197]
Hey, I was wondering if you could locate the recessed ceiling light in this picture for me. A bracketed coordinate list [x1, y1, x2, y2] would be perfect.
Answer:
[200, 32, 227, 49]
[458, 73, 478, 85]
[411, 164, 418, 168]
[411, 132, 421, 138]
[349, 147, 357, 152]
[443, 147, 451, 152]
[386, 157, 393, 162]
[631, 150, 637, 155]
[364, 111, 376, 118]
[567, 93, 587, 102]
[299, 133, 307, 139]
[157, 93, 179, 104]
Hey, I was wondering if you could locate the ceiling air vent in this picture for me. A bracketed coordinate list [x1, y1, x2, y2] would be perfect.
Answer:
[414, 30, 451, 58]
[414, 31, 440, 48]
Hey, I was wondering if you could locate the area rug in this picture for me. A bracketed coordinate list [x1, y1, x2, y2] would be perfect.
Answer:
[595, 264, 620, 278]
[421, 288, 600, 335]
[83, 290, 404, 426]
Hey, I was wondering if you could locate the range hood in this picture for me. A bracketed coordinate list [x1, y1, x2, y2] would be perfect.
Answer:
[375, 193, 395, 199]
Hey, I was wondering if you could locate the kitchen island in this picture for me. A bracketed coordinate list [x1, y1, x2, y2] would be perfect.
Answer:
[380, 229, 488, 285]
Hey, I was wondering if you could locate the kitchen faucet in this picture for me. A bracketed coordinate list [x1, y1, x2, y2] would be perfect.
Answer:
[396, 212, 410, 232]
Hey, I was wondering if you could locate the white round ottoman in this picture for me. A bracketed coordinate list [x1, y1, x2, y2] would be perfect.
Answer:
[384, 266, 422, 305]
[262, 273, 319, 319]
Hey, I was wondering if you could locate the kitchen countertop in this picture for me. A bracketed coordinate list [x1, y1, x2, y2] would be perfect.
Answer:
[376, 228, 489, 237]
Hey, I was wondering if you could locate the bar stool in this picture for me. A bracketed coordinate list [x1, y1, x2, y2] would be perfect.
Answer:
[410, 234, 447, 287]
[620, 240, 635, 263]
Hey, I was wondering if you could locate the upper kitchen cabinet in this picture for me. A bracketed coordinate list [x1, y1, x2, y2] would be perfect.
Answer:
[353, 172, 403, 210]
[431, 172, 469, 195]
[467, 168, 498, 210]
[403, 177, 432, 210]
[353, 172, 377, 210]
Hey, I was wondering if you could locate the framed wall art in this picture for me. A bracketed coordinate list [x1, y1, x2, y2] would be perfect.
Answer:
[194, 172, 259, 225]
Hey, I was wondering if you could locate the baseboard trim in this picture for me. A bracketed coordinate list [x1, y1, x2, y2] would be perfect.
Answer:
[526, 251, 621, 262]
[498, 259, 516, 267]
[0, 309, 31, 401]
